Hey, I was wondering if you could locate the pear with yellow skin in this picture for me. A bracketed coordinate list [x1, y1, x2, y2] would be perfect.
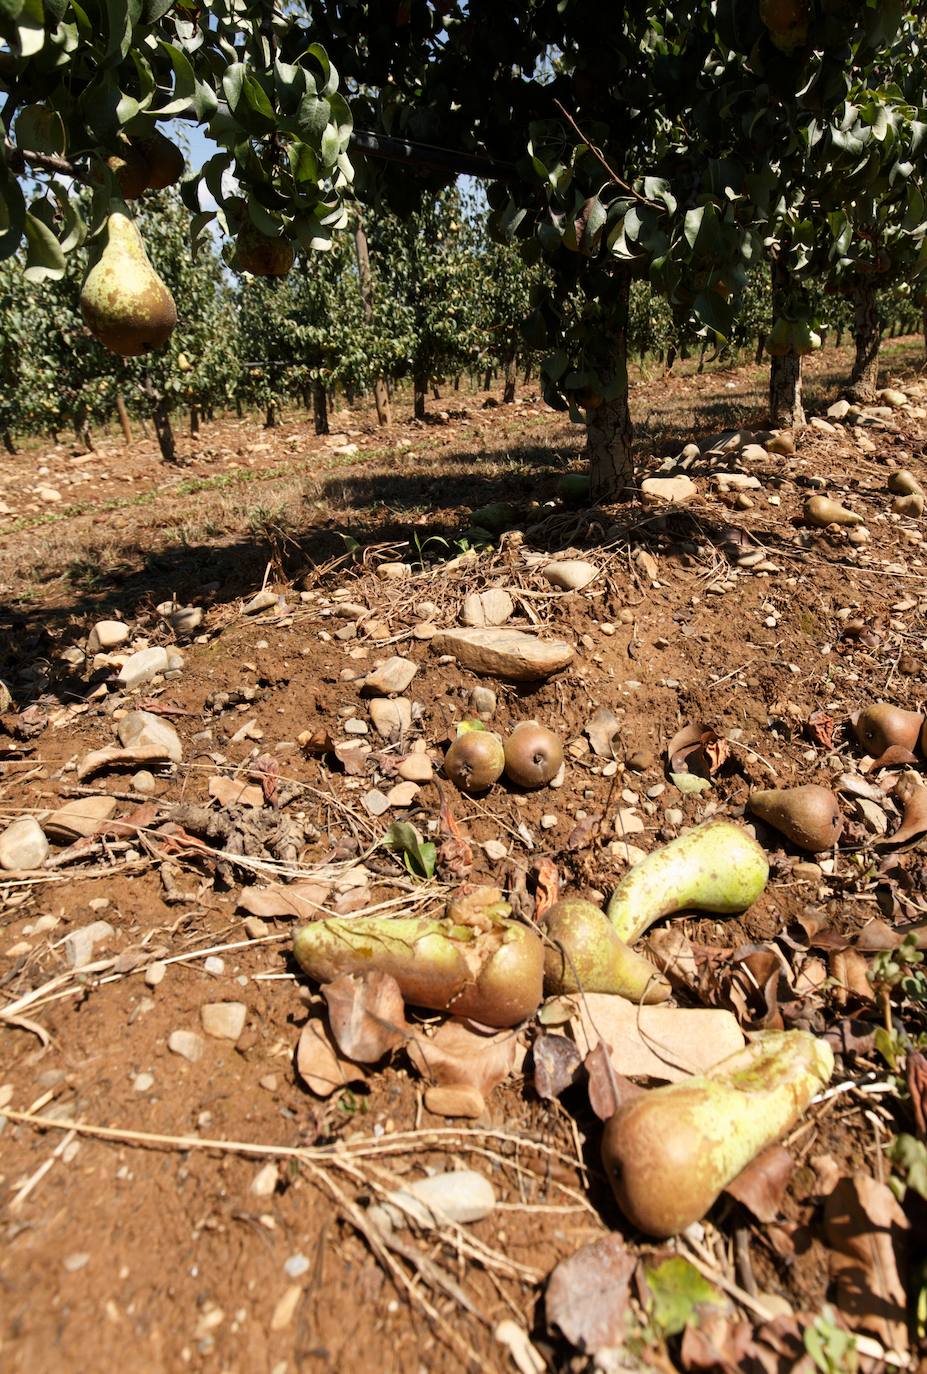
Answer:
[80, 202, 177, 357]
[234, 222, 295, 278]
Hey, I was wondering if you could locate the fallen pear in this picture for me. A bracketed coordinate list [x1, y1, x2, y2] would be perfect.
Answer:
[893, 493, 924, 518]
[748, 785, 843, 853]
[542, 899, 670, 1002]
[293, 914, 543, 1028]
[601, 1029, 834, 1237]
[804, 495, 863, 528]
[606, 820, 769, 944]
[853, 703, 924, 757]
[888, 469, 923, 497]
[80, 202, 176, 356]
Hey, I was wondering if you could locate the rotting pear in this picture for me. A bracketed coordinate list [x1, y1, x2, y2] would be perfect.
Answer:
[606, 820, 769, 944]
[804, 495, 863, 528]
[542, 898, 670, 1002]
[748, 784, 843, 853]
[600, 1029, 834, 1237]
[80, 203, 177, 357]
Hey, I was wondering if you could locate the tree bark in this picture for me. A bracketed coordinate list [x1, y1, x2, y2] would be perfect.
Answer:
[2, 429, 16, 454]
[755, 334, 766, 365]
[768, 261, 805, 429]
[265, 402, 277, 429]
[848, 283, 881, 401]
[413, 373, 427, 420]
[482, 365, 493, 391]
[502, 349, 517, 403]
[353, 216, 391, 426]
[586, 272, 635, 500]
[190, 406, 199, 436]
[115, 393, 132, 445]
[235, 396, 244, 419]
[313, 380, 329, 435]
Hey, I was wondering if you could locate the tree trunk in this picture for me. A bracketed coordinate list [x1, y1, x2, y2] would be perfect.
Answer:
[523, 360, 532, 384]
[313, 380, 329, 435]
[413, 374, 427, 420]
[586, 272, 635, 500]
[353, 216, 391, 426]
[2, 429, 16, 454]
[235, 396, 244, 418]
[73, 413, 94, 452]
[115, 393, 132, 445]
[206, 405, 214, 421]
[482, 366, 493, 391]
[265, 402, 277, 429]
[453, 375, 461, 391]
[768, 260, 805, 429]
[190, 406, 199, 436]
[502, 349, 517, 404]
[755, 334, 766, 365]
[848, 283, 881, 401]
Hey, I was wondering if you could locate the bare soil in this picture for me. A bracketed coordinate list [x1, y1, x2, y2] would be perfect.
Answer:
[1, 339, 926, 1374]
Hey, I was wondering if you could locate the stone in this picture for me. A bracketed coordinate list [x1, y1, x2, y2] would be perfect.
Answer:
[412, 622, 438, 640]
[203, 956, 225, 976]
[541, 814, 558, 830]
[243, 590, 279, 614]
[252, 1163, 279, 1197]
[879, 388, 908, 409]
[117, 647, 169, 690]
[386, 782, 419, 807]
[397, 754, 433, 783]
[423, 1085, 486, 1118]
[168, 605, 203, 635]
[739, 443, 768, 463]
[362, 789, 390, 816]
[63, 920, 115, 968]
[371, 1170, 496, 1232]
[469, 685, 497, 719]
[810, 417, 837, 434]
[132, 770, 158, 794]
[827, 399, 851, 420]
[541, 560, 598, 592]
[640, 475, 697, 504]
[376, 561, 411, 580]
[0, 816, 49, 871]
[168, 1030, 205, 1063]
[208, 776, 264, 808]
[343, 718, 368, 735]
[461, 589, 514, 627]
[132, 1072, 155, 1093]
[44, 795, 117, 842]
[37, 485, 61, 502]
[145, 961, 167, 988]
[88, 620, 129, 653]
[117, 710, 183, 763]
[244, 917, 269, 939]
[369, 697, 413, 740]
[432, 628, 573, 682]
[200, 1002, 247, 1041]
[362, 656, 418, 696]
[734, 493, 755, 511]
[714, 472, 761, 491]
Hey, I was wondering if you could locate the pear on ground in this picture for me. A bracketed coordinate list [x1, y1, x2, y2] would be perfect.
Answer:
[80, 202, 176, 357]
[749, 785, 843, 853]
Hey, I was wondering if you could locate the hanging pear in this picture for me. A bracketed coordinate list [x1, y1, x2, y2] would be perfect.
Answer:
[233, 222, 295, 277]
[130, 129, 185, 190]
[80, 202, 177, 357]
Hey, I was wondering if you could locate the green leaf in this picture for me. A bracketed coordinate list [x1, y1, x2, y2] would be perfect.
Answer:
[287, 140, 318, 184]
[12, 0, 45, 56]
[104, 0, 141, 61]
[0, 175, 27, 259]
[156, 40, 196, 115]
[382, 822, 435, 881]
[23, 209, 65, 281]
[15, 103, 66, 155]
[645, 1258, 726, 1337]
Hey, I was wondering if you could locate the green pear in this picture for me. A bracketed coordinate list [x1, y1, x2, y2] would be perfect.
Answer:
[542, 898, 670, 1002]
[80, 203, 177, 357]
[234, 223, 295, 277]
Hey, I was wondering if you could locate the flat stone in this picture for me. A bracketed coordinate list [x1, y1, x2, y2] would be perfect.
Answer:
[827, 399, 851, 419]
[461, 589, 514, 627]
[343, 718, 368, 735]
[200, 1002, 247, 1041]
[117, 710, 182, 763]
[397, 754, 433, 782]
[168, 605, 203, 635]
[810, 417, 837, 434]
[44, 795, 117, 842]
[203, 956, 225, 976]
[117, 647, 169, 690]
[145, 961, 167, 988]
[208, 776, 264, 808]
[640, 475, 697, 504]
[541, 560, 598, 592]
[243, 589, 279, 614]
[362, 656, 418, 696]
[469, 686, 496, 720]
[168, 1030, 205, 1063]
[132, 1072, 155, 1092]
[251, 1163, 279, 1197]
[714, 472, 761, 491]
[88, 620, 129, 653]
[423, 1085, 486, 1118]
[739, 443, 768, 463]
[431, 628, 573, 682]
[37, 485, 61, 502]
[368, 697, 413, 740]
[0, 816, 49, 870]
[373, 1170, 496, 1231]
[879, 388, 907, 408]
[376, 562, 411, 581]
[766, 432, 796, 456]
[386, 781, 420, 807]
[362, 789, 390, 816]
[63, 920, 115, 969]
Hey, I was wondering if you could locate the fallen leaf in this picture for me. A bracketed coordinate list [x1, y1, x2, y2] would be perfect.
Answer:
[407, 1018, 517, 1097]
[907, 1050, 927, 1138]
[680, 1312, 755, 1371]
[566, 813, 600, 850]
[724, 1145, 795, 1222]
[823, 1173, 910, 1351]
[644, 1256, 728, 1338]
[333, 741, 371, 775]
[533, 1033, 582, 1100]
[431, 780, 473, 877]
[250, 753, 281, 806]
[299, 727, 335, 756]
[531, 857, 559, 920]
[806, 710, 835, 750]
[877, 775, 927, 847]
[585, 1041, 619, 1121]
[76, 743, 176, 781]
[585, 707, 622, 759]
[295, 1017, 366, 1097]
[322, 972, 408, 1063]
[570, 996, 745, 1081]
[822, 1018, 878, 1057]
[667, 722, 730, 778]
[237, 881, 331, 920]
[545, 1236, 635, 1353]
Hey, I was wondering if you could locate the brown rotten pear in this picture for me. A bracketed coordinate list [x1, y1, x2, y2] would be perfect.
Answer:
[103, 135, 150, 200]
[853, 703, 924, 758]
[80, 203, 177, 357]
[444, 729, 505, 793]
[749, 784, 843, 853]
[130, 129, 185, 190]
[504, 722, 563, 789]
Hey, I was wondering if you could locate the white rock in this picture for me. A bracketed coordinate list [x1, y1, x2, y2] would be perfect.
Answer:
[362, 656, 418, 695]
[117, 647, 169, 690]
[203, 956, 225, 976]
[827, 399, 851, 420]
[251, 1163, 279, 1197]
[168, 1030, 205, 1063]
[640, 475, 697, 504]
[386, 781, 419, 807]
[469, 686, 497, 719]
[0, 816, 49, 870]
[362, 789, 390, 816]
[63, 920, 115, 968]
[44, 795, 117, 842]
[117, 710, 182, 763]
[397, 754, 433, 782]
[541, 560, 598, 592]
[368, 697, 413, 740]
[376, 562, 411, 581]
[243, 590, 279, 614]
[739, 443, 768, 463]
[461, 589, 514, 627]
[431, 628, 573, 682]
[132, 1072, 155, 1093]
[371, 1170, 496, 1232]
[200, 1002, 247, 1040]
[482, 839, 508, 861]
[714, 472, 761, 491]
[168, 606, 203, 635]
[145, 961, 167, 988]
[88, 620, 129, 653]
[879, 388, 907, 409]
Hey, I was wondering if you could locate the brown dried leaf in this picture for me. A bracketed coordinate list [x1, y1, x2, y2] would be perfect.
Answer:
[296, 1017, 366, 1097]
[570, 995, 744, 1082]
[585, 707, 622, 759]
[680, 1312, 755, 1372]
[566, 812, 600, 851]
[585, 1041, 619, 1120]
[877, 776, 927, 847]
[431, 780, 473, 878]
[545, 1236, 635, 1353]
[531, 857, 559, 921]
[533, 1033, 582, 1100]
[823, 1173, 910, 1351]
[237, 881, 331, 921]
[333, 741, 371, 775]
[822, 1018, 878, 1058]
[299, 727, 335, 756]
[667, 722, 729, 777]
[806, 710, 835, 750]
[724, 1145, 794, 1222]
[250, 753, 281, 807]
[407, 1018, 517, 1097]
[907, 1050, 927, 1139]
[322, 971, 408, 1063]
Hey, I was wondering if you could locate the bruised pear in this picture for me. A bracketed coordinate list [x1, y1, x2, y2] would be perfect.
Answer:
[131, 129, 185, 190]
[504, 722, 563, 789]
[80, 203, 176, 357]
[606, 820, 768, 944]
[853, 703, 924, 757]
[542, 898, 670, 1003]
[601, 1030, 833, 1237]
[234, 223, 295, 277]
[804, 495, 863, 528]
[444, 729, 505, 792]
[749, 784, 843, 853]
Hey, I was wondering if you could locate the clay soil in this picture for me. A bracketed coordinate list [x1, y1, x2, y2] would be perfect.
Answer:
[1, 339, 926, 1374]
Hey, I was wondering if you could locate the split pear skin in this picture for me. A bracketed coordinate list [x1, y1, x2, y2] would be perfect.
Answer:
[80, 202, 177, 357]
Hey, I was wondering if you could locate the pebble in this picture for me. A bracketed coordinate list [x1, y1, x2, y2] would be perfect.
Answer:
[244, 917, 269, 939]
[665, 808, 684, 826]
[424, 1085, 485, 1118]
[243, 590, 279, 614]
[541, 814, 558, 829]
[133, 1072, 155, 1092]
[376, 562, 412, 581]
[715, 472, 761, 490]
[640, 475, 697, 504]
[117, 710, 183, 763]
[284, 1254, 310, 1279]
[62, 1252, 90, 1272]
[203, 956, 225, 976]
[0, 815, 49, 871]
[469, 685, 497, 720]
[343, 718, 368, 735]
[793, 861, 823, 882]
[167, 605, 203, 635]
[432, 628, 573, 681]
[461, 589, 514, 626]
[386, 782, 420, 807]
[200, 1002, 247, 1040]
[168, 1030, 205, 1063]
[132, 770, 158, 794]
[827, 399, 851, 420]
[62, 919, 115, 968]
[45, 795, 117, 843]
[541, 560, 598, 592]
[734, 493, 755, 511]
[363, 789, 391, 816]
[145, 961, 167, 988]
[252, 1163, 279, 1197]
[368, 697, 412, 740]
[371, 1170, 496, 1232]
[482, 839, 508, 861]
[37, 485, 62, 502]
[397, 754, 433, 782]
[87, 620, 129, 653]
[739, 443, 768, 463]
[362, 656, 418, 696]
[412, 622, 437, 640]
[848, 527, 870, 545]
[810, 417, 837, 434]
[117, 647, 170, 690]
[879, 388, 908, 409]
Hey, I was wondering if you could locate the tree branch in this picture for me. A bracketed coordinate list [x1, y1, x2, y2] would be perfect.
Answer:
[552, 99, 664, 212]
[3, 138, 84, 181]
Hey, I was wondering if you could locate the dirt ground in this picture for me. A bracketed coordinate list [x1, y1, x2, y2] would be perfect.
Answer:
[1, 340, 926, 1374]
